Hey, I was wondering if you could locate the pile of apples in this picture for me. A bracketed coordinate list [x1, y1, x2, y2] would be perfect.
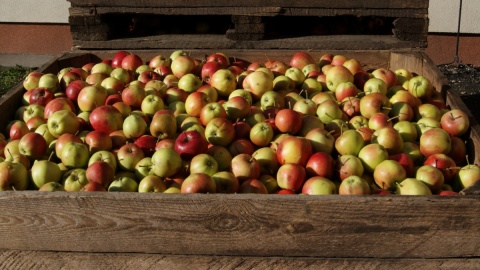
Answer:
[0, 49, 478, 195]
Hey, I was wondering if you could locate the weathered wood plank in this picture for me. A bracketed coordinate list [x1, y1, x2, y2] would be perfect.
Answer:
[0, 192, 479, 258]
[71, 35, 427, 51]
[1, 250, 480, 270]
[67, 0, 429, 9]
[68, 7, 428, 18]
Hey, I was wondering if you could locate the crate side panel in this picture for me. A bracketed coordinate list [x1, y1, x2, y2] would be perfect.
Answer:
[72, 35, 426, 51]
[1, 250, 480, 269]
[1, 192, 480, 258]
[68, 0, 428, 9]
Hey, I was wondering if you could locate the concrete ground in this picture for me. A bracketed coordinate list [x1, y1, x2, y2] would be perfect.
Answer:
[0, 54, 56, 69]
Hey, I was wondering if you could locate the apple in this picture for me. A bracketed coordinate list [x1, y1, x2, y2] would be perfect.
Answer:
[408, 75, 433, 100]
[47, 110, 80, 138]
[84, 130, 112, 154]
[170, 55, 195, 78]
[359, 92, 391, 119]
[38, 73, 59, 93]
[415, 165, 445, 192]
[200, 102, 227, 126]
[325, 65, 354, 92]
[148, 54, 171, 69]
[204, 117, 235, 147]
[454, 164, 480, 190]
[86, 160, 115, 189]
[121, 84, 146, 109]
[274, 108, 303, 135]
[343, 58, 363, 75]
[0, 161, 29, 191]
[373, 159, 406, 190]
[448, 136, 467, 165]
[305, 127, 335, 154]
[121, 54, 143, 72]
[181, 173, 216, 194]
[305, 151, 334, 178]
[335, 129, 365, 156]
[108, 174, 138, 192]
[302, 176, 337, 195]
[122, 114, 148, 139]
[110, 67, 134, 85]
[80, 181, 106, 192]
[60, 141, 89, 169]
[23, 71, 43, 90]
[395, 68, 413, 86]
[230, 153, 261, 183]
[88, 150, 117, 172]
[249, 122, 274, 147]
[201, 61, 222, 83]
[395, 178, 432, 195]
[116, 143, 145, 172]
[276, 135, 312, 166]
[44, 97, 75, 119]
[338, 175, 371, 195]
[242, 70, 274, 101]
[292, 98, 317, 116]
[440, 109, 470, 137]
[174, 130, 208, 161]
[284, 67, 306, 88]
[239, 178, 268, 194]
[316, 99, 344, 124]
[177, 73, 202, 93]
[273, 75, 295, 92]
[424, 153, 458, 183]
[415, 103, 442, 121]
[134, 157, 154, 180]
[111, 51, 131, 68]
[335, 154, 364, 182]
[371, 68, 397, 89]
[358, 143, 389, 173]
[89, 105, 124, 134]
[419, 127, 452, 157]
[371, 126, 404, 155]
[206, 145, 233, 172]
[138, 175, 166, 193]
[389, 152, 415, 177]
[149, 112, 177, 140]
[189, 153, 218, 176]
[62, 168, 88, 191]
[289, 51, 315, 70]
[212, 171, 239, 193]
[276, 163, 307, 192]
[29, 87, 55, 106]
[18, 132, 48, 160]
[151, 148, 183, 178]
[389, 102, 414, 122]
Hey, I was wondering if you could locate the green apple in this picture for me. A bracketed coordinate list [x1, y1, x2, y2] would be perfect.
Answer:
[30, 160, 62, 189]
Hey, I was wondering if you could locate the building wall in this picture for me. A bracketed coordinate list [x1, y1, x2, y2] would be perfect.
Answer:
[0, 1, 479, 65]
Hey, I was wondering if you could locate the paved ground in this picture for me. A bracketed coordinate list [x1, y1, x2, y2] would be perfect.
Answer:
[0, 54, 55, 68]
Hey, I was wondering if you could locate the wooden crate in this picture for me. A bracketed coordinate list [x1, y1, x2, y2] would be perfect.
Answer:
[1, 50, 480, 269]
[67, 0, 429, 50]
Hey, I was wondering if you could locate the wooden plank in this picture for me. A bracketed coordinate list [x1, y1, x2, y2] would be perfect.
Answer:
[72, 35, 426, 51]
[67, 0, 429, 9]
[1, 192, 480, 258]
[1, 250, 480, 269]
[68, 7, 428, 18]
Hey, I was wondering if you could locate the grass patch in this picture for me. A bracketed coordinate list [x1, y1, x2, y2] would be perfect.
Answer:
[0, 65, 35, 96]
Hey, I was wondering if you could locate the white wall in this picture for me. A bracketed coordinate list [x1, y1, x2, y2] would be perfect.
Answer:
[428, 0, 480, 33]
[0, 0, 478, 34]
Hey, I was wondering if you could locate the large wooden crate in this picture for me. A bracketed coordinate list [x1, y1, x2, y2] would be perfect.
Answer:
[1, 49, 480, 269]
[67, 0, 429, 50]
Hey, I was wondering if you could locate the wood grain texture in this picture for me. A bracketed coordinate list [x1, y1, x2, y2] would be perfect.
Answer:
[68, 7, 428, 18]
[71, 35, 427, 51]
[1, 250, 480, 270]
[1, 191, 480, 258]
[67, 0, 429, 9]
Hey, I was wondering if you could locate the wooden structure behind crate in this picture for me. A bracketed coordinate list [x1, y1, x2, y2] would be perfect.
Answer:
[67, 0, 429, 50]
[1, 50, 480, 269]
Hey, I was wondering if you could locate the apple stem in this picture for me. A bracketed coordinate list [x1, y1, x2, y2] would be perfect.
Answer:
[387, 115, 401, 122]
[48, 151, 54, 162]
[11, 185, 17, 191]
[264, 53, 270, 63]
[382, 107, 392, 111]
[7, 148, 13, 159]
